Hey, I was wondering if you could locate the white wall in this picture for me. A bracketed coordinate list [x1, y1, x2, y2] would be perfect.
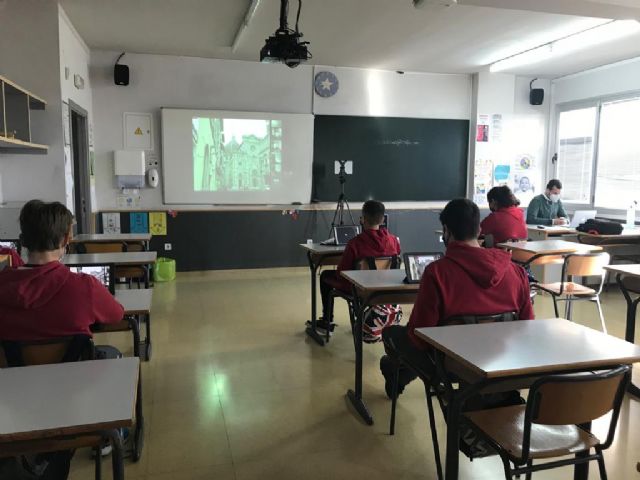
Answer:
[312, 66, 471, 119]
[0, 0, 65, 204]
[90, 52, 474, 210]
[552, 56, 640, 105]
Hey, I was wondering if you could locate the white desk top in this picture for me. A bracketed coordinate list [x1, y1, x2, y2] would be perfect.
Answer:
[71, 233, 151, 243]
[115, 289, 153, 314]
[341, 269, 416, 292]
[415, 318, 640, 379]
[0, 358, 139, 442]
[527, 225, 577, 235]
[299, 243, 346, 255]
[497, 239, 601, 255]
[62, 251, 157, 266]
[604, 264, 640, 278]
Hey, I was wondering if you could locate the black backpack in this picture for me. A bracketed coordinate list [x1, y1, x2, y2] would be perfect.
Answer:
[576, 218, 623, 235]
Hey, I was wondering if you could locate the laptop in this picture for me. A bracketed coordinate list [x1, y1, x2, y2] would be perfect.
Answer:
[403, 252, 442, 284]
[569, 210, 597, 228]
[333, 225, 361, 245]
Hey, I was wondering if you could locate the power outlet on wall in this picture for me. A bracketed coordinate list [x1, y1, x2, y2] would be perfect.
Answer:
[164, 243, 172, 251]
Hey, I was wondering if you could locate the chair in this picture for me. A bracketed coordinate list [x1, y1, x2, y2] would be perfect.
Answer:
[464, 365, 630, 480]
[0, 335, 126, 480]
[533, 252, 610, 333]
[387, 312, 519, 480]
[323, 255, 400, 343]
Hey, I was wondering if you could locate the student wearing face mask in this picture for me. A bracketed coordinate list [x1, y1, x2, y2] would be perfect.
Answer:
[525, 179, 569, 226]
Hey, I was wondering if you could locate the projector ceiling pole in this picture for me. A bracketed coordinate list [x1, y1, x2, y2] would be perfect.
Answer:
[279, 0, 289, 31]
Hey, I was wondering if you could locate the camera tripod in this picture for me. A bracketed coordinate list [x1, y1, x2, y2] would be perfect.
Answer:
[330, 160, 356, 234]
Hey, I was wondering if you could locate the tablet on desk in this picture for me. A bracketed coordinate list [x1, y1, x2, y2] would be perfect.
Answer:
[333, 225, 361, 245]
[403, 252, 441, 284]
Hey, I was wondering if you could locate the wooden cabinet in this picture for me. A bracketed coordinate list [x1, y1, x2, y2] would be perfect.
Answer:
[0, 75, 48, 154]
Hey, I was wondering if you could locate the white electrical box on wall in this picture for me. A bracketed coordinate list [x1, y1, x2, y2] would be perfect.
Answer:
[114, 150, 145, 188]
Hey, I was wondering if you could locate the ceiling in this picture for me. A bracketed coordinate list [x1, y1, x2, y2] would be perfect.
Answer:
[59, 0, 640, 78]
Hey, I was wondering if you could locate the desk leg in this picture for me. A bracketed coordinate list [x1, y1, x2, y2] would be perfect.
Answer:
[444, 376, 464, 480]
[346, 292, 374, 425]
[104, 429, 125, 480]
[573, 422, 592, 480]
[617, 274, 640, 399]
[305, 252, 325, 346]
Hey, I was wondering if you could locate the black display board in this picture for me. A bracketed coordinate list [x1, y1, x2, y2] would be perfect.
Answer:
[312, 115, 469, 202]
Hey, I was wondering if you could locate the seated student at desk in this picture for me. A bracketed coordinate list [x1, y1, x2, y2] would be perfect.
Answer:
[380, 198, 534, 396]
[318, 200, 400, 333]
[480, 185, 527, 244]
[0, 200, 123, 479]
[526, 178, 569, 226]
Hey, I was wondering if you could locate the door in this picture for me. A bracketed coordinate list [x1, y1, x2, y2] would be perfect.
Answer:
[68, 101, 91, 234]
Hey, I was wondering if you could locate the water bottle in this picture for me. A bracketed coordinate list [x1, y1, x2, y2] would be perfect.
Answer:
[627, 201, 637, 228]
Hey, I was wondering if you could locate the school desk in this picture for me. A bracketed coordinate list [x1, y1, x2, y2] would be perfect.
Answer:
[299, 243, 345, 346]
[415, 318, 640, 480]
[71, 233, 152, 251]
[340, 269, 419, 425]
[0, 357, 140, 480]
[527, 224, 577, 240]
[62, 251, 157, 290]
[604, 264, 640, 399]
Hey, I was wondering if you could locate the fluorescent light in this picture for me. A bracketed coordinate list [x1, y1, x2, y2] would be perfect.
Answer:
[490, 20, 640, 73]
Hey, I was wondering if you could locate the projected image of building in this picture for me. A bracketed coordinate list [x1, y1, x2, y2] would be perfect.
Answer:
[193, 118, 282, 192]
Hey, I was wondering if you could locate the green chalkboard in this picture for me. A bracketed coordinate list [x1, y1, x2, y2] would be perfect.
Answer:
[312, 115, 469, 202]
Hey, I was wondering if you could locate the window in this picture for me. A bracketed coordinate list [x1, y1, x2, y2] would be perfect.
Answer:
[556, 107, 597, 204]
[594, 97, 640, 209]
[555, 94, 640, 213]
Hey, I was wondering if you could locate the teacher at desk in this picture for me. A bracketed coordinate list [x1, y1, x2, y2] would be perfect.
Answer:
[526, 178, 569, 226]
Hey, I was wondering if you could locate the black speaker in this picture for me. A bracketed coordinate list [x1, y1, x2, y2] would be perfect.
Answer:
[530, 88, 544, 105]
[114, 64, 129, 86]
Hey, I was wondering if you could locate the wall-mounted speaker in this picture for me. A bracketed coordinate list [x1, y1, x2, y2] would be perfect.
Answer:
[529, 78, 544, 105]
[114, 64, 129, 86]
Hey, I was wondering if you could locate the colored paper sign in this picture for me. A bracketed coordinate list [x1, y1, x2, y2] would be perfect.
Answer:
[149, 212, 167, 236]
[102, 213, 121, 234]
[494, 165, 511, 182]
[130, 212, 149, 233]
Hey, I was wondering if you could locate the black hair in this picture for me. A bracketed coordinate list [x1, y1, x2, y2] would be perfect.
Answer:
[19, 200, 73, 252]
[362, 200, 385, 226]
[487, 185, 520, 208]
[440, 198, 480, 241]
[546, 179, 562, 190]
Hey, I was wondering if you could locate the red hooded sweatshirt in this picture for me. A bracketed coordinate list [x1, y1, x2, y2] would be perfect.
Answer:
[334, 228, 401, 291]
[0, 262, 124, 341]
[407, 241, 534, 348]
[0, 248, 24, 267]
[480, 206, 528, 244]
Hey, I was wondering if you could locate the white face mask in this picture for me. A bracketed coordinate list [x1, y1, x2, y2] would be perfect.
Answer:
[549, 193, 560, 203]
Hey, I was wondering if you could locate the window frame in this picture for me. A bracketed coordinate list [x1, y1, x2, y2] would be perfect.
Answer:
[552, 90, 640, 219]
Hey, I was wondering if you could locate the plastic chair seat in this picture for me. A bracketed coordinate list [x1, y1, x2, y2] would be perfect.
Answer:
[465, 404, 600, 460]
[536, 282, 596, 296]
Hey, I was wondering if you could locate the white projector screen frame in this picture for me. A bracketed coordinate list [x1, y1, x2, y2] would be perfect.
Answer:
[161, 108, 314, 204]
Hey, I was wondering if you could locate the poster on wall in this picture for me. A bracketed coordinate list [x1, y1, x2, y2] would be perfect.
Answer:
[149, 212, 167, 235]
[130, 212, 149, 233]
[102, 213, 121, 234]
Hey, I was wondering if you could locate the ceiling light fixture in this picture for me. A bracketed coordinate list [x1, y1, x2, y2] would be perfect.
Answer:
[413, 0, 457, 7]
[490, 19, 640, 73]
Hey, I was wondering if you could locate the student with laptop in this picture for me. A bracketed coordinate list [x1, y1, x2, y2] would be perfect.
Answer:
[480, 185, 527, 243]
[380, 198, 534, 396]
[317, 200, 400, 333]
[526, 179, 569, 226]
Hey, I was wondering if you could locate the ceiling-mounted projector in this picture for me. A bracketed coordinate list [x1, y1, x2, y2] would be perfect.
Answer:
[260, 0, 311, 68]
[413, 0, 458, 7]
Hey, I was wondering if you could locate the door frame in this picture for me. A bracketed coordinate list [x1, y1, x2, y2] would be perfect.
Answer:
[68, 100, 92, 234]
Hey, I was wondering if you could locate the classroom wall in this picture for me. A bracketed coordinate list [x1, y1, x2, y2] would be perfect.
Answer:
[58, 5, 95, 212]
[0, 0, 66, 205]
[552, 56, 640, 105]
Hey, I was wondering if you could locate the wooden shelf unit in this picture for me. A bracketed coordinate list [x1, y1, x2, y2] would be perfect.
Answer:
[0, 75, 48, 154]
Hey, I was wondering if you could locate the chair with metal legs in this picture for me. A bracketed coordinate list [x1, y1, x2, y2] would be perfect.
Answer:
[533, 252, 610, 333]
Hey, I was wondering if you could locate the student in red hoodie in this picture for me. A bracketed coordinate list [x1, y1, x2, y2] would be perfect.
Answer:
[0, 200, 124, 342]
[0, 244, 24, 267]
[480, 185, 528, 244]
[380, 198, 533, 397]
[317, 200, 400, 333]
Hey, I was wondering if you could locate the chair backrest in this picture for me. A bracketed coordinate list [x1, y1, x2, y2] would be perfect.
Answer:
[78, 242, 126, 254]
[0, 254, 10, 270]
[0, 335, 94, 368]
[443, 311, 519, 326]
[564, 252, 611, 277]
[355, 255, 400, 271]
[124, 241, 144, 252]
[521, 366, 630, 457]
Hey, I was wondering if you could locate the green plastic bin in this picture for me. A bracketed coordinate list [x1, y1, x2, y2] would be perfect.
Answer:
[154, 257, 176, 282]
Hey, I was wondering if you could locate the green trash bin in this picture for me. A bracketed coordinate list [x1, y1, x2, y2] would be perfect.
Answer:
[154, 257, 176, 282]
